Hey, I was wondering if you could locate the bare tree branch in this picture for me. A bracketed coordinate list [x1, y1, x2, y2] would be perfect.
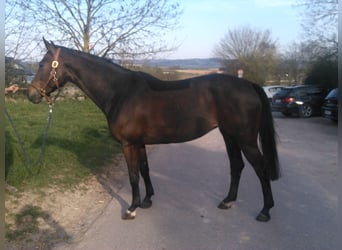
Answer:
[297, 0, 338, 51]
[5, 0, 41, 60]
[6, 0, 182, 60]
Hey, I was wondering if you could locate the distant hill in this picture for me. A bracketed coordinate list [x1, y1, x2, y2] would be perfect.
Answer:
[137, 58, 223, 69]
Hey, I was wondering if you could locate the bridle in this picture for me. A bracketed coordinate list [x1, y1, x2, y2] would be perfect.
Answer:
[31, 47, 61, 105]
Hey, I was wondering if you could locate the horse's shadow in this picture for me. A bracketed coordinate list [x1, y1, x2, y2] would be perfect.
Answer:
[6, 205, 71, 249]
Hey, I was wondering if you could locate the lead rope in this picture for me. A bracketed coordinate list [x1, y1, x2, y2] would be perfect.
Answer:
[6, 48, 62, 173]
[5, 103, 54, 174]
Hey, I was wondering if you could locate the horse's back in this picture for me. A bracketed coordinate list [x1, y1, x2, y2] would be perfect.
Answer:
[141, 73, 262, 127]
[137, 71, 190, 91]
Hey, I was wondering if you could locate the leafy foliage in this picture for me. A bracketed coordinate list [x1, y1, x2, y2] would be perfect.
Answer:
[304, 55, 338, 89]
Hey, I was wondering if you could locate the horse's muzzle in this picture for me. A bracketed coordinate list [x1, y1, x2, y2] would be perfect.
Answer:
[27, 86, 43, 104]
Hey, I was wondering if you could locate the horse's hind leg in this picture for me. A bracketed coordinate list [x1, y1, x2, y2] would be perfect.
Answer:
[122, 144, 155, 219]
[139, 145, 154, 208]
[218, 134, 245, 209]
[122, 144, 142, 219]
[241, 142, 274, 222]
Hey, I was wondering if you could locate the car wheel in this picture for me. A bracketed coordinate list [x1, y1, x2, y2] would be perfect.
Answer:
[299, 105, 313, 118]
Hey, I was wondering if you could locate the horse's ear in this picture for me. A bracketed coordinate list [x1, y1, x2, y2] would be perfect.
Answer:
[43, 37, 56, 50]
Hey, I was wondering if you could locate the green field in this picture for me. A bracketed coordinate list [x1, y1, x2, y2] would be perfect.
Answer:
[5, 99, 121, 191]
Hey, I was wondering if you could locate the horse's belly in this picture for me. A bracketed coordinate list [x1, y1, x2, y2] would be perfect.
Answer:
[143, 116, 218, 144]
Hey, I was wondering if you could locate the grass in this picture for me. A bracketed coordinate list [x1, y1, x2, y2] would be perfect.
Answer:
[5, 99, 122, 191]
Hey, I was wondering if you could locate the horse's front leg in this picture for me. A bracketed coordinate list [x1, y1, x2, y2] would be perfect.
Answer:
[122, 144, 142, 220]
[139, 145, 154, 209]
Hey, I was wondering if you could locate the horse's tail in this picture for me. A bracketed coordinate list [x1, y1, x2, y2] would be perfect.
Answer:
[252, 84, 280, 181]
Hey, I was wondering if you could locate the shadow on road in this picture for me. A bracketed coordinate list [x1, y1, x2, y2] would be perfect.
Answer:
[6, 205, 71, 249]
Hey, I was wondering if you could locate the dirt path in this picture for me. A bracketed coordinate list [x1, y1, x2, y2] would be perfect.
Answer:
[5, 154, 128, 250]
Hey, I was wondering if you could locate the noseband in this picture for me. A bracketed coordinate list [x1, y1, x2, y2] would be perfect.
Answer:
[31, 48, 61, 104]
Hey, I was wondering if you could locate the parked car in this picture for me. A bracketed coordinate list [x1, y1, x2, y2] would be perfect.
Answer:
[263, 85, 284, 103]
[272, 85, 328, 117]
[322, 88, 338, 122]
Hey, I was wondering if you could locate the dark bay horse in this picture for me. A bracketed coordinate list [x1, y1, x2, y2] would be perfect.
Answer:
[28, 39, 280, 222]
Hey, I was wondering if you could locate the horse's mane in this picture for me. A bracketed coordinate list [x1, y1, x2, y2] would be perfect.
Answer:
[58, 45, 190, 91]
[59, 45, 131, 73]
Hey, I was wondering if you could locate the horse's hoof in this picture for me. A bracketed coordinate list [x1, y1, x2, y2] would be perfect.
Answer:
[256, 212, 270, 222]
[140, 199, 152, 209]
[122, 209, 136, 220]
[217, 201, 233, 209]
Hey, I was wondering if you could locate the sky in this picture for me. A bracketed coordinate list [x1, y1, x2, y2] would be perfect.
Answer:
[164, 0, 304, 59]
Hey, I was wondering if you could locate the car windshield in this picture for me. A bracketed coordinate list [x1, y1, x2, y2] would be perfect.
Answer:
[276, 88, 292, 96]
[269, 87, 283, 93]
[326, 89, 338, 99]
[293, 87, 310, 96]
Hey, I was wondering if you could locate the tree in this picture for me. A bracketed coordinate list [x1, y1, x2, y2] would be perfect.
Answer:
[295, 0, 338, 89]
[297, 0, 338, 56]
[279, 42, 313, 84]
[303, 43, 338, 89]
[214, 26, 278, 85]
[5, 0, 41, 60]
[6, 0, 182, 60]
[304, 56, 337, 89]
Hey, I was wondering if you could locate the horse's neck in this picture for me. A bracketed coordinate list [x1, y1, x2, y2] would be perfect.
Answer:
[65, 55, 134, 116]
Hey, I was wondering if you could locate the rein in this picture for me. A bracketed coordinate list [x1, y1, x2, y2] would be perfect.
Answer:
[31, 48, 61, 105]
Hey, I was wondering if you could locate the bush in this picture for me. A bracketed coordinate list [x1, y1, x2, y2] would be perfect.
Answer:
[304, 56, 337, 90]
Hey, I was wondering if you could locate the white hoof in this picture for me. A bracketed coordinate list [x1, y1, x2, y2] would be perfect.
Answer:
[123, 209, 137, 220]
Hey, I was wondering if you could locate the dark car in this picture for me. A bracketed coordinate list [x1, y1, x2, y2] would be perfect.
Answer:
[322, 88, 338, 122]
[272, 85, 328, 117]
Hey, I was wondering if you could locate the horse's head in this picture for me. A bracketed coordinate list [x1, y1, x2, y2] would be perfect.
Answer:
[28, 38, 67, 104]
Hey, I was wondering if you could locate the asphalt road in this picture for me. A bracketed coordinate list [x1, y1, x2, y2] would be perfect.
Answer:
[55, 113, 338, 250]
